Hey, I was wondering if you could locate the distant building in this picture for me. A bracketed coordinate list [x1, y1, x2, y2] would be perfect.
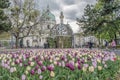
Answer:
[22, 5, 73, 48]
[73, 33, 98, 48]
[22, 5, 55, 48]
[51, 11, 73, 48]
[1, 5, 100, 48]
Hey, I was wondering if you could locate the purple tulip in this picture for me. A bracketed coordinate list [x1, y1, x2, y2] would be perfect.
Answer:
[75, 53, 77, 56]
[77, 61, 81, 64]
[87, 57, 91, 61]
[41, 66, 46, 72]
[48, 57, 50, 60]
[61, 56, 65, 60]
[19, 59, 22, 63]
[66, 62, 75, 71]
[69, 61, 74, 65]
[35, 56, 39, 60]
[78, 64, 82, 70]
[24, 64, 28, 67]
[30, 69, 35, 75]
[77, 58, 80, 61]
[37, 61, 42, 66]
[57, 62, 62, 66]
[35, 57, 39, 62]
[47, 64, 54, 71]
[12, 54, 15, 58]
[35, 65, 39, 70]
[92, 61, 97, 68]
[81, 60, 84, 64]
[65, 63, 69, 67]
[15, 60, 19, 64]
[50, 51, 53, 55]
[68, 63, 75, 71]
[25, 54, 30, 58]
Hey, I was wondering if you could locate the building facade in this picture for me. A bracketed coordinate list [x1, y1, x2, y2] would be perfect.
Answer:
[22, 6, 73, 48]
[23, 6, 56, 48]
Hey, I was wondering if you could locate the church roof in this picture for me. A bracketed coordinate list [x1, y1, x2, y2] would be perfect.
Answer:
[40, 6, 56, 21]
[50, 23, 73, 36]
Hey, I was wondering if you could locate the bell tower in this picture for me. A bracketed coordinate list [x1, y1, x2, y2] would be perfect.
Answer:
[60, 11, 64, 24]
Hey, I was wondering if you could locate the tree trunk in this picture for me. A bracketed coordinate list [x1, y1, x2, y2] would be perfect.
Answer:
[114, 33, 117, 45]
[98, 35, 101, 48]
[15, 36, 19, 48]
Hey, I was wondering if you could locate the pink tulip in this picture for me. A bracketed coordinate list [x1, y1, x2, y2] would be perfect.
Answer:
[10, 67, 14, 73]
[37, 69, 41, 74]
[39, 75, 43, 79]
[21, 74, 26, 80]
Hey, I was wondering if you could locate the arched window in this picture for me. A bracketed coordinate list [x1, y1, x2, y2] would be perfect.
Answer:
[39, 38, 41, 42]
[47, 25, 50, 29]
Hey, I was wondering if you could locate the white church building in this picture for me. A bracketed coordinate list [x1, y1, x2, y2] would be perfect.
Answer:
[22, 5, 74, 48]
[5, 5, 98, 48]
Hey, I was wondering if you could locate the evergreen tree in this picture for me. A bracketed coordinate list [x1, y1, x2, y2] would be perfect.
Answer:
[0, 0, 11, 33]
[77, 0, 120, 43]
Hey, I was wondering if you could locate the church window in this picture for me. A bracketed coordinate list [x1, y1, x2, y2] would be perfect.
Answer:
[47, 25, 50, 29]
[46, 17, 50, 20]
[39, 31, 41, 35]
[39, 38, 41, 42]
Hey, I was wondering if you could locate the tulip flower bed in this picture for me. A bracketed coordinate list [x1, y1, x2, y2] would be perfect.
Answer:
[0, 49, 120, 80]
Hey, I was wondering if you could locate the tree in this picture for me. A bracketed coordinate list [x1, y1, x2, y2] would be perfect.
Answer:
[77, 0, 120, 44]
[0, 0, 11, 33]
[8, 0, 40, 48]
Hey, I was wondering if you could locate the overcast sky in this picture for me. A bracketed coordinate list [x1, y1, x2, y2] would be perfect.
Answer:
[35, 0, 97, 33]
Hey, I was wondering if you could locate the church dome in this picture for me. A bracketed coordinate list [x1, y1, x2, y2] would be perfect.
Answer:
[40, 6, 55, 21]
[51, 24, 73, 36]
[50, 11, 73, 37]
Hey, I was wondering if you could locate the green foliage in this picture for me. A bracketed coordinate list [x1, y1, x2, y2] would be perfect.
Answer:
[0, 50, 120, 80]
[77, 0, 120, 41]
[116, 45, 120, 49]
[0, 32, 10, 40]
[0, 0, 11, 33]
[48, 37, 72, 48]
[48, 38, 55, 48]
[3, 41, 8, 46]
[9, 0, 40, 48]
[0, 0, 10, 8]
[63, 37, 72, 48]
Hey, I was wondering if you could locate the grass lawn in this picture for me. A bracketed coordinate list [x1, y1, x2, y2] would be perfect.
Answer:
[0, 32, 10, 40]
